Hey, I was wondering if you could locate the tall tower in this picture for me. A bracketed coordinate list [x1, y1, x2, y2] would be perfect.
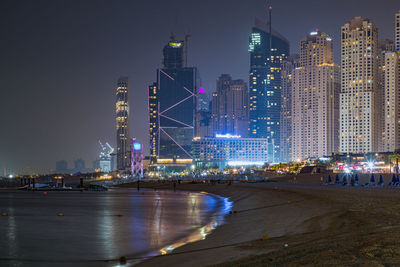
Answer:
[280, 54, 299, 162]
[149, 36, 197, 163]
[383, 51, 400, 151]
[248, 15, 289, 162]
[116, 76, 130, 171]
[396, 11, 400, 51]
[211, 74, 249, 137]
[292, 31, 340, 161]
[340, 17, 380, 153]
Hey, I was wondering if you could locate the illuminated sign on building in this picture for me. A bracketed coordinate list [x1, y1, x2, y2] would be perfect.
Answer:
[169, 42, 183, 48]
[133, 143, 142, 151]
[215, 134, 241, 139]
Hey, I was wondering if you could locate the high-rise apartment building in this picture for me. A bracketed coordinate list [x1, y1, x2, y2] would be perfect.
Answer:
[292, 31, 340, 160]
[211, 74, 249, 138]
[280, 54, 299, 162]
[340, 17, 380, 153]
[116, 77, 130, 171]
[249, 18, 289, 162]
[396, 11, 400, 51]
[383, 51, 400, 151]
[149, 36, 197, 163]
[383, 12, 400, 152]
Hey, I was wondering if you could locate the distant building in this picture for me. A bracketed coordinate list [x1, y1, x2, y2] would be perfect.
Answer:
[195, 109, 213, 138]
[396, 11, 400, 51]
[211, 74, 249, 138]
[248, 17, 289, 162]
[73, 159, 85, 173]
[340, 17, 380, 153]
[99, 141, 114, 173]
[197, 87, 210, 111]
[149, 35, 197, 164]
[292, 31, 340, 160]
[280, 54, 299, 162]
[116, 77, 130, 171]
[55, 160, 68, 174]
[192, 135, 268, 168]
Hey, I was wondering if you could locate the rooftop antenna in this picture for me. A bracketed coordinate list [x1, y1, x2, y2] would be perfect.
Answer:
[185, 30, 191, 67]
[171, 15, 178, 41]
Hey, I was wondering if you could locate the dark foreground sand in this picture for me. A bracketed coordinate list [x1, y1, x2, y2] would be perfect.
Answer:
[119, 174, 400, 266]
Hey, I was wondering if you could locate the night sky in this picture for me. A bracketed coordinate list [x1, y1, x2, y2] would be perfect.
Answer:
[0, 0, 398, 174]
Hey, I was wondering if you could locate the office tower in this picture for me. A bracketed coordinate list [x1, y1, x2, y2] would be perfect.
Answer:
[55, 160, 68, 173]
[249, 17, 289, 162]
[195, 110, 213, 138]
[73, 159, 85, 173]
[211, 74, 249, 137]
[149, 36, 197, 163]
[396, 11, 400, 51]
[280, 54, 299, 162]
[116, 77, 130, 170]
[292, 31, 340, 160]
[383, 51, 400, 151]
[197, 87, 210, 111]
[340, 17, 380, 153]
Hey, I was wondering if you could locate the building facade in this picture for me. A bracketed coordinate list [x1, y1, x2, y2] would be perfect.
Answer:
[149, 37, 197, 163]
[192, 135, 268, 168]
[211, 74, 249, 138]
[116, 77, 130, 171]
[249, 18, 289, 162]
[383, 51, 400, 151]
[396, 11, 400, 52]
[292, 31, 340, 161]
[340, 17, 380, 153]
[280, 54, 299, 162]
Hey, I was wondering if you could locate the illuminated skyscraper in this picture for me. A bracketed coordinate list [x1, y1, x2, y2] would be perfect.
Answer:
[383, 51, 400, 151]
[280, 54, 299, 162]
[340, 17, 380, 153]
[212, 74, 249, 138]
[116, 76, 130, 170]
[292, 31, 340, 160]
[383, 12, 400, 151]
[249, 17, 289, 162]
[149, 36, 197, 163]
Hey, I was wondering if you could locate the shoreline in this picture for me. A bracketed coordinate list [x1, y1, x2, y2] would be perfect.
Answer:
[118, 180, 334, 267]
[119, 176, 400, 266]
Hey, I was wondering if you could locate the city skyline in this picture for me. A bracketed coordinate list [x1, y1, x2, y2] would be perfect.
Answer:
[1, 0, 399, 174]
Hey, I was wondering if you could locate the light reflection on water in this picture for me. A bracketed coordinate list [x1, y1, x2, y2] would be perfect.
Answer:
[0, 189, 232, 267]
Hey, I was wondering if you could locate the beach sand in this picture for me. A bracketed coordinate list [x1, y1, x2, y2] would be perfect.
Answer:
[119, 174, 400, 266]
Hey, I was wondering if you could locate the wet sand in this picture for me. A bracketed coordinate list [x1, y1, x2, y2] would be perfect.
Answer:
[119, 174, 400, 266]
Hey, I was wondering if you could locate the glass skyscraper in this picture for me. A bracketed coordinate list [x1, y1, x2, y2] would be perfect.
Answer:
[149, 36, 197, 163]
[249, 18, 289, 162]
[116, 76, 130, 171]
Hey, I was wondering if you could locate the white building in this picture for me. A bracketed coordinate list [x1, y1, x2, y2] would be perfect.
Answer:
[383, 51, 400, 151]
[192, 135, 268, 168]
[291, 31, 340, 161]
[339, 17, 380, 153]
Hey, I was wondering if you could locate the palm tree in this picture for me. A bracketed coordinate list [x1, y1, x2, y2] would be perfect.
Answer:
[389, 153, 400, 174]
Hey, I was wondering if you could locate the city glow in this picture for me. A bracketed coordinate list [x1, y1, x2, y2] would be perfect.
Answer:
[227, 161, 265, 166]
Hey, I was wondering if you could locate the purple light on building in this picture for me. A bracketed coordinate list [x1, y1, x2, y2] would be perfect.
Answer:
[198, 87, 205, 94]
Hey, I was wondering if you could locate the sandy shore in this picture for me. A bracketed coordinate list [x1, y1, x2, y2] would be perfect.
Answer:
[118, 174, 400, 266]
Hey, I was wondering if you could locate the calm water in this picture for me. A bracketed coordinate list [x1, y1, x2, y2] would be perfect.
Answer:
[0, 188, 232, 266]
